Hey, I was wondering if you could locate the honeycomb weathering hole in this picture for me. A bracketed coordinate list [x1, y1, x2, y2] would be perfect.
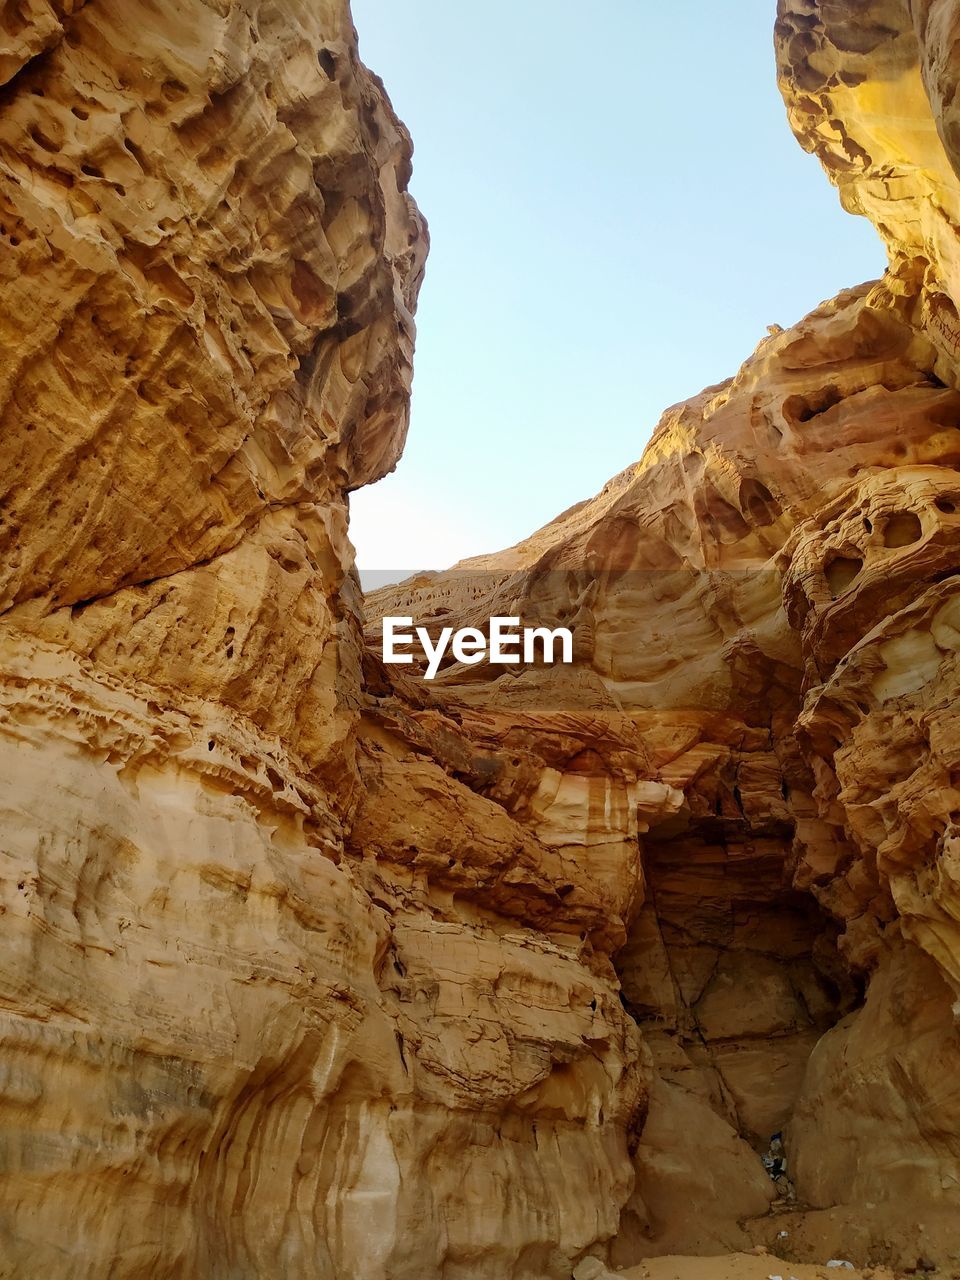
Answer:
[882, 511, 922, 547]
[782, 384, 844, 426]
[825, 554, 864, 597]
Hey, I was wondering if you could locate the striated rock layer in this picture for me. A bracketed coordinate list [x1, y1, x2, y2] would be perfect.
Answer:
[368, 275, 960, 1269]
[367, 0, 960, 1270]
[5, 1, 960, 1278]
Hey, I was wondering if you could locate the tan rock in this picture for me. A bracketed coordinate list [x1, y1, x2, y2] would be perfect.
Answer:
[9, 0, 960, 1275]
[365, 4, 960, 1260]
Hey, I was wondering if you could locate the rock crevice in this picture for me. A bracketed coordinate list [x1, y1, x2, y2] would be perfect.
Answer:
[4, 0, 960, 1276]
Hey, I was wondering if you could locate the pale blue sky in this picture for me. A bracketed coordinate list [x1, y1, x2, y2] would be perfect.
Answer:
[349, 1, 885, 575]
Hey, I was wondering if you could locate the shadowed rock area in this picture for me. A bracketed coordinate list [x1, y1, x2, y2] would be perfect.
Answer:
[3, 0, 960, 1277]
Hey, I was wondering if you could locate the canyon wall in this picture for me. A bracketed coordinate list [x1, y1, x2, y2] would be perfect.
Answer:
[3, 0, 960, 1277]
[0, 2, 438, 1276]
[368, 0, 960, 1268]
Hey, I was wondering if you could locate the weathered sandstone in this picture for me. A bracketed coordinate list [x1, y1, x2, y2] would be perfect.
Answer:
[365, 1, 960, 1265]
[367, 272, 960, 1268]
[6, 0, 960, 1277]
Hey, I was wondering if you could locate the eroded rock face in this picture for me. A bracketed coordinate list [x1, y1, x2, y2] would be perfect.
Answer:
[363, 2, 960, 1260]
[0, 4, 668, 1278]
[366, 276, 960, 1265]
[0, 2, 441, 1277]
[7, 0, 960, 1276]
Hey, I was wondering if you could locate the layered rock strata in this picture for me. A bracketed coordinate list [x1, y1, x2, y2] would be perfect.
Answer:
[367, 3, 960, 1266]
[5, 0, 960, 1277]
[368, 272, 960, 1268]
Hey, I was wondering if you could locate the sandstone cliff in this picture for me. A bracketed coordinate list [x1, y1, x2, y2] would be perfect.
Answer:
[365, 0, 960, 1270]
[0, 2, 431, 1275]
[3, 1, 960, 1278]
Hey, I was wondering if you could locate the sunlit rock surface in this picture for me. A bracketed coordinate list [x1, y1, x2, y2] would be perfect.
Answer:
[368, 274, 960, 1267]
[367, 2, 960, 1266]
[7, 0, 960, 1276]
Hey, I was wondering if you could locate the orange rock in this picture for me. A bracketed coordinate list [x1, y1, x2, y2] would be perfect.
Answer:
[6, 0, 960, 1276]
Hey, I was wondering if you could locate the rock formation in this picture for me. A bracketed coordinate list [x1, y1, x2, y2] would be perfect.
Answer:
[4, 0, 960, 1277]
[0, 2, 431, 1275]
[365, 0, 960, 1270]
[366, 273, 960, 1270]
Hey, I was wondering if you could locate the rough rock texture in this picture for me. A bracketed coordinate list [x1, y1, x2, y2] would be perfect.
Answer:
[0, 3, 673, 1277]
[0, 2, 439, 1277]
[365, 1, 960, 1269]
[7, 0, 960, 1277]
[368, 275, 960, 1269]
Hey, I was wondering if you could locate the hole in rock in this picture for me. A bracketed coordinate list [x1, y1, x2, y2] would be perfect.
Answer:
[29, 126, 60, 153]
[123, 137, 146, 166]
[824, 553, 863, 597]
[782, 384, 843, 425]
[614, 815, 862, 1251]
[317, 49, 337, 78]
[882, 511, 922, 547]
[738, 477, 782, 527]
[696, 482, 751, 544]
[936, 496, 957, 515]
[161, 79, 189, 102]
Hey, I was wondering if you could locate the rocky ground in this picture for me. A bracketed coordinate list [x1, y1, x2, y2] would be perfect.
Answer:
[613, 1257, 898, 1280]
